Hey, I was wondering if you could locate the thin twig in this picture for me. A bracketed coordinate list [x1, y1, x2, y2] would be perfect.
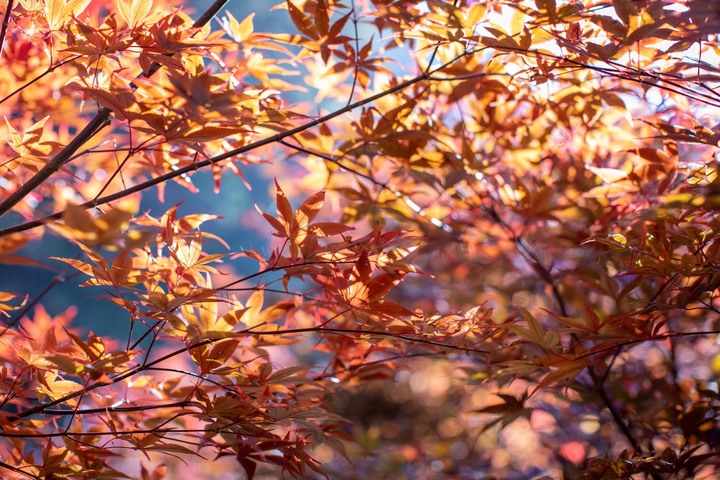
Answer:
[44, 401, 201, 415]
[346, 0, 361, 106]
[0, 269, 82, 336]
[0, 460, 38, 480]
[0, 0, 14, 58]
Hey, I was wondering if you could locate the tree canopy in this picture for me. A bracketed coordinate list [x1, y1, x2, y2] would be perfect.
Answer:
[1, 0, 720, 478]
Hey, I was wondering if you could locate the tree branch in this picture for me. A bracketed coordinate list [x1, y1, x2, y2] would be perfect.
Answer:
[11, 323, 491, 421]
[0, 48, 487, 237]
[0, 109, 112, 217]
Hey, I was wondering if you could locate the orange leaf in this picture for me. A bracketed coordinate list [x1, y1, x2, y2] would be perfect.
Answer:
[275, 180, 295, 236]
[295, 190, 325, 230]
[308, 222, 354, 237]
[315, 0, 329, 37]
[286, 0, 317, 39]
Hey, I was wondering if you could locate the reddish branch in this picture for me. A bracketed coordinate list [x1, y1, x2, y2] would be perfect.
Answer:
[9, 325, 491, 421]
[0, 0, 14, 57]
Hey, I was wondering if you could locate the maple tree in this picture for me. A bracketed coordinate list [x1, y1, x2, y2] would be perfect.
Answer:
[1, 0, 720, 478]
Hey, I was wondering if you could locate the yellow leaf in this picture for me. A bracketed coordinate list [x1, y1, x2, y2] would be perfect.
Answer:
[37, 377, 83, 403]
[117, 0, 153, 27]
[609, 233, 627, 246]
[44, 0, 92, 30]
[173, 236, 202, 268]
[60, 204, 98, 242]
[216, 308, 248, 331]
[4, 117, 23, 151]
[588, 165, 628, 183]
[712, 354, 720, 373]
[224, 11, 254, 42]
[465, 3, 486, 26]
[52, 199, 139, 247]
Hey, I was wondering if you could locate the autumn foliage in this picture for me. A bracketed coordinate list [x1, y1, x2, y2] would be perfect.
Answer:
[1, 0, 720, 478]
